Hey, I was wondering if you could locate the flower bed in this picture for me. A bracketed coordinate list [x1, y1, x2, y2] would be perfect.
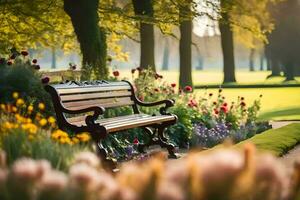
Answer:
[110, 68, 271, 151]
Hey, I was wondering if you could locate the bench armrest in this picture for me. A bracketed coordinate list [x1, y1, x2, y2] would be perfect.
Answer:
[61, 106, 105, 126]
[135, 98, 175, 115]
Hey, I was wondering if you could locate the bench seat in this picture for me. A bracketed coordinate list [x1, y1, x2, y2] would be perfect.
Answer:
[68, 114, 176, 132]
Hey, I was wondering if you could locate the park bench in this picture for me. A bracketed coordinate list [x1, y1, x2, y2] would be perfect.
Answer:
[45, 80, 178, 162]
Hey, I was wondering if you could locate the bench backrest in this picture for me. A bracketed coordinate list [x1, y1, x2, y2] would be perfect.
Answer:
[45, 81, 137, 129]
[55, 81, 134, 110]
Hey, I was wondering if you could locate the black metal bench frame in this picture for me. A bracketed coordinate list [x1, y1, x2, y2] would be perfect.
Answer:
[45, 80, 178, 163]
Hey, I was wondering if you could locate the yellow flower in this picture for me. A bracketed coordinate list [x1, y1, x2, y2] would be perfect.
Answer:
[76, 132, 91, 142]
[12, 92, 19, 99]
[12, 106, 17, 113]
[51, 129, 69, 140]
[27, 105, 34, 112]
[38, 103, 45, 110]
[16, 98, 25, 106]
[39, 118, 47, 127]
[48, 116, 56, 124]
[0, 104, 5, 110]
[72, 137, 80, 144]
[22, 123, 38, 134]
[3, 122, 14, 129]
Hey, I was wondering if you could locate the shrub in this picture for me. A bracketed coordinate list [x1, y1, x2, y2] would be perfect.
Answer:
[0, 51, 54, 116]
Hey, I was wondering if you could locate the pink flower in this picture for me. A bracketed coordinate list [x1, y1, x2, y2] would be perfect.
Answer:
[171, 83, 176, 88]
[223, 102, 228, 107]
[74, 152, 101, 169]
[184, 86, 193, 92]
[220, 106, 228, 113]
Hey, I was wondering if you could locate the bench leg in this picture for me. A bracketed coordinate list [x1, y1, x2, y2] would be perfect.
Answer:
[96, 141, 117, 169]
[137, 127, 155, 153]
[157, 126, 178, 159]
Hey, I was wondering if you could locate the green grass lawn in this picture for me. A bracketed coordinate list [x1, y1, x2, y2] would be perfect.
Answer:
[235, 123, 300, 156]
[118, 69, 300, 85]
[194, 87, 300, 121]
[46, 69, 300, 121]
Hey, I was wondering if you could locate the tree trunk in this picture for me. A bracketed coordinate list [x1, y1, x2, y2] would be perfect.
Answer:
[195, 47, 203, 70]
[132, 0, 156, 71]
[267, 57, 281, 78]
[161, 38, 169, 71]
[51, 47, 56, 69]
[260, 52, 264, 71]
[64, 0, 107, 80]
[179, 4, 193, 88]
[284, 61, 295, 81]
[219, 5, 236, 83]
[249, 48, 255, 71]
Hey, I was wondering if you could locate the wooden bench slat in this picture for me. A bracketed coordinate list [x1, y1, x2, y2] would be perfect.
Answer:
[61, 91, 132, 102]
[63, 97, 133, 109]
[105, 115, 176, 132]
[57, 85, 131, 95]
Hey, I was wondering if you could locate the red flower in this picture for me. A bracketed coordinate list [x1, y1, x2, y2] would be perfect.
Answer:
[240, 102, 246, 107]
[154, 88, 159, 92]
[7, 60, 13, 65]
[41, 77, 50, 84]
[209, 93, 213, 96]
[34, 65, 40, 70]
[10, 54, 16, 60]
[21, 50, 29, 56]
[32, 59, 37, 64]
[171, 83, 176, 88]
[220, 106, 228, 113]
[241, 97, 245, 101]
[184, 86, 193, 92]
[70, 64, 76, 70]
[214, 109, 219, 115]
[113, 71, 120, 77]
[213, 101, 217, 105]
[133, 138, 139, 144]
[223, 102, 228, 107]
[131, 69, 136, 74]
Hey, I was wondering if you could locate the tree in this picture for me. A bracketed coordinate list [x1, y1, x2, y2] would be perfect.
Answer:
[179, 1, 193, 88]
[220, 0, 275, 82]
[132, 0, 156, 71]
[0, 0, 76, 55]
[266, 0, 300, 81]
[249, 48, 255, 71]
[64, 0, 107, 80]
[161, 37, 170, 71]
[219, 0, 236, 83]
